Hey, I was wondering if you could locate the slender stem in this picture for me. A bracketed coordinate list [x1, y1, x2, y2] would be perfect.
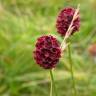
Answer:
[49, 69, 58, 96]
[68, 44, 77, 96]
[50, 75, 52, 96]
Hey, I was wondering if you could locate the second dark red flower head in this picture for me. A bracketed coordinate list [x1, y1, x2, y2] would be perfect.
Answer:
[56, 7, 80, 36]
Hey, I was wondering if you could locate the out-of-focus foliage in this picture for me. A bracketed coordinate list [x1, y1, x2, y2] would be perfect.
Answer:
[0, 0, 96, 96]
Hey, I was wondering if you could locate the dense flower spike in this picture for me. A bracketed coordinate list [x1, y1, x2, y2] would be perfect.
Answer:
[34, 35, 61, 69]
[56, 7, 80, 36]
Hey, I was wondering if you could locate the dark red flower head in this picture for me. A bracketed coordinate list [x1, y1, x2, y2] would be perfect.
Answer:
[56, 7, 80, 36]
[34, 35, 61, 69]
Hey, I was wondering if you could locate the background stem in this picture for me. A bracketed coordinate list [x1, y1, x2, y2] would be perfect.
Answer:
[50, 69, 58, 96]
[68, 44, 77, 96]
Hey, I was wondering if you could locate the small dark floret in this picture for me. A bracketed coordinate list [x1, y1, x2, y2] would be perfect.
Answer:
[56, 7, 80, 36]
[34, 35, 61, 69]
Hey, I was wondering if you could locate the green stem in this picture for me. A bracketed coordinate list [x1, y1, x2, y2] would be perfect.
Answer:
[68, 44, 77, 96]
[50, 75, 52, 96]
[49, 69, 58, 96]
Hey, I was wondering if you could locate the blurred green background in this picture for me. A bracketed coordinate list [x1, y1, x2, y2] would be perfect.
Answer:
[0, 0, 96, 96]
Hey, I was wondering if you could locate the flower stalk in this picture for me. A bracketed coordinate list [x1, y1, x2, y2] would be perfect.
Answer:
[68, 44, 77, 96]
[50, 69, 58, 96]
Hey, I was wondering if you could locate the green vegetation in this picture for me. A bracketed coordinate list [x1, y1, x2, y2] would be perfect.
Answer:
[0, 0, 96, 96]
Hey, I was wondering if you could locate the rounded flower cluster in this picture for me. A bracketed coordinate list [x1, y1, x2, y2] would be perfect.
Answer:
[56, 7, 80, 36]
[34, 35, 61, 69]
